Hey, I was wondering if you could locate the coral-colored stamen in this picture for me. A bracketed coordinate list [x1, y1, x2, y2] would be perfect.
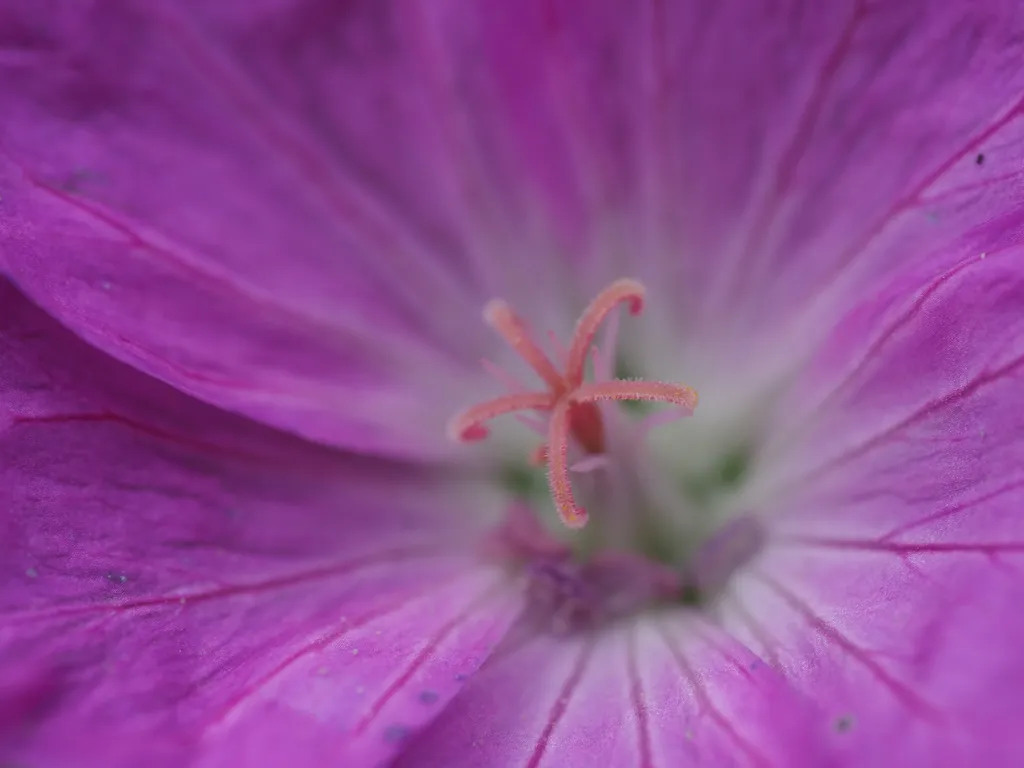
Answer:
[447, 278, 696, 529]
[484, 300, 565, 393]
[547, 399, 587, 528]
[571, 380, 698, 412]
[447, 392, 554, 442]
[565, 279, 645, 389]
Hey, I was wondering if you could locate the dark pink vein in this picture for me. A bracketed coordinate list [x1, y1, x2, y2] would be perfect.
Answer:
[741, 0, 869, 261]
[776, 249, 991, 445]
[541, 0, 614, 213]
[22, 176, 439, 367]
[724, 596, 781, 670]
[626, 629, 655, 768]
[742, 79, 1024, 339]
[879, 476, 1024, 542]
[403, 3, 501, 267]
[23, 176, 322, 336]
[656, 622, 770, 767]
[525, 640, 596, 768]
[886, 95, 1024, 220]
[12, 411, 278, 464]
[154, 7, 466, 309]
[780, 349, 1024, 491]
[7, 545, 445, 626]
[690, 621, 760, 685]
[208, 568, 469, 726]
[644, 0, 673, 248]
[778, 536, 1024, 560]
[649, 0, 670, 96]
[922, 168, 1022, 205]
[351, 577, 508, 736]
[756, 572, 943, 722]
[818, 92, 1024, 293]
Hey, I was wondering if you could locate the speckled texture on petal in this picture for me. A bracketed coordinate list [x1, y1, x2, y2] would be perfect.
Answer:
[0, 280, 521, 767]
[397, 618, 825, 767]
[724, 248, 1024, 765]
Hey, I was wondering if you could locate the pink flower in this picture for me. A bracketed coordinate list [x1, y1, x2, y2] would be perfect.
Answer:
[3, 2, 1024, 766]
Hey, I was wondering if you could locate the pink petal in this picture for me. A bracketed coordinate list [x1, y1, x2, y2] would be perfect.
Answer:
[642, 1, 1024, 353]
[7, 2, 1023, 451]
[730, 248, 1024, 764]
[420, 1, 1024, 373]
[0, 281, 519, 766]
[197, 570, 521, 768]
[398, 617, 824, 767]
[0, 2, 497, 458]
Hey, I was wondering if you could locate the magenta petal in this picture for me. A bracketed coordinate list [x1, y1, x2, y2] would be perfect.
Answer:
[411, 1, 1024, 363]
[399, 618, 825, 767]
[648, 1, 1024, 345]
[0, 3, 500, 457]
[196, 568, 522, 768]
[738, 249, 1024, 764]
[7, 3, 1024, 445]
[0, 281, 517, 766]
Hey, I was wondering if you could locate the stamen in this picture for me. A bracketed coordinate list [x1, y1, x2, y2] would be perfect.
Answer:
[567, 401, 604, 454]
[565, 278, 645, 388]
[593, 307, 620, 382]
[547, 399, 587, 528]
[447, 392, 554, 441]
[571, 380, 698, 414]
[449, 278, 697, 531]
[484, 300, 565, 393]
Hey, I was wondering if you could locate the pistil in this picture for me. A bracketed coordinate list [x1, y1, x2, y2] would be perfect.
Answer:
[448, 279, 698, 529]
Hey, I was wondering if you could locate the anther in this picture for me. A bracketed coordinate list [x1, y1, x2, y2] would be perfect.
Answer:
[547, 399, 587, 528]
[484, 300, 564, 393]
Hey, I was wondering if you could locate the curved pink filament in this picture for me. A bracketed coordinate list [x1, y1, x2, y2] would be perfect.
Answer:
[484, 300, 565, 393]
[446, 391, 554, 442]
[565, 279, 645, 388]
[546, 398, 587, 528]
[570, 379, 698, 414]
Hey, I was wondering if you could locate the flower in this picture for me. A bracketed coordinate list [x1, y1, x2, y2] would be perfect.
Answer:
[3, 2, 1024, 767]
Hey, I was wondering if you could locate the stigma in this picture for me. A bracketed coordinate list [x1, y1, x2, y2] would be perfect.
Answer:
[447, 279, 698, 529]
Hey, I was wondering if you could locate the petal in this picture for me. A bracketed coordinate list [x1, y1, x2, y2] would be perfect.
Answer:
[0, 281, 520, 766]
[0, 2, 499, 457]
[643, 0, 1024, 357]
[400, 1, 1024, 385]
[195, 570, 522, 768]
[732, 248, 1024, 764]
[8, 1, 1023, 450]
[398, 616, 825, 767]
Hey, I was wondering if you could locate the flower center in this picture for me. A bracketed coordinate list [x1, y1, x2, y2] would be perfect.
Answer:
[448, 279, 765, 632]
[447, 279, 698, 529]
